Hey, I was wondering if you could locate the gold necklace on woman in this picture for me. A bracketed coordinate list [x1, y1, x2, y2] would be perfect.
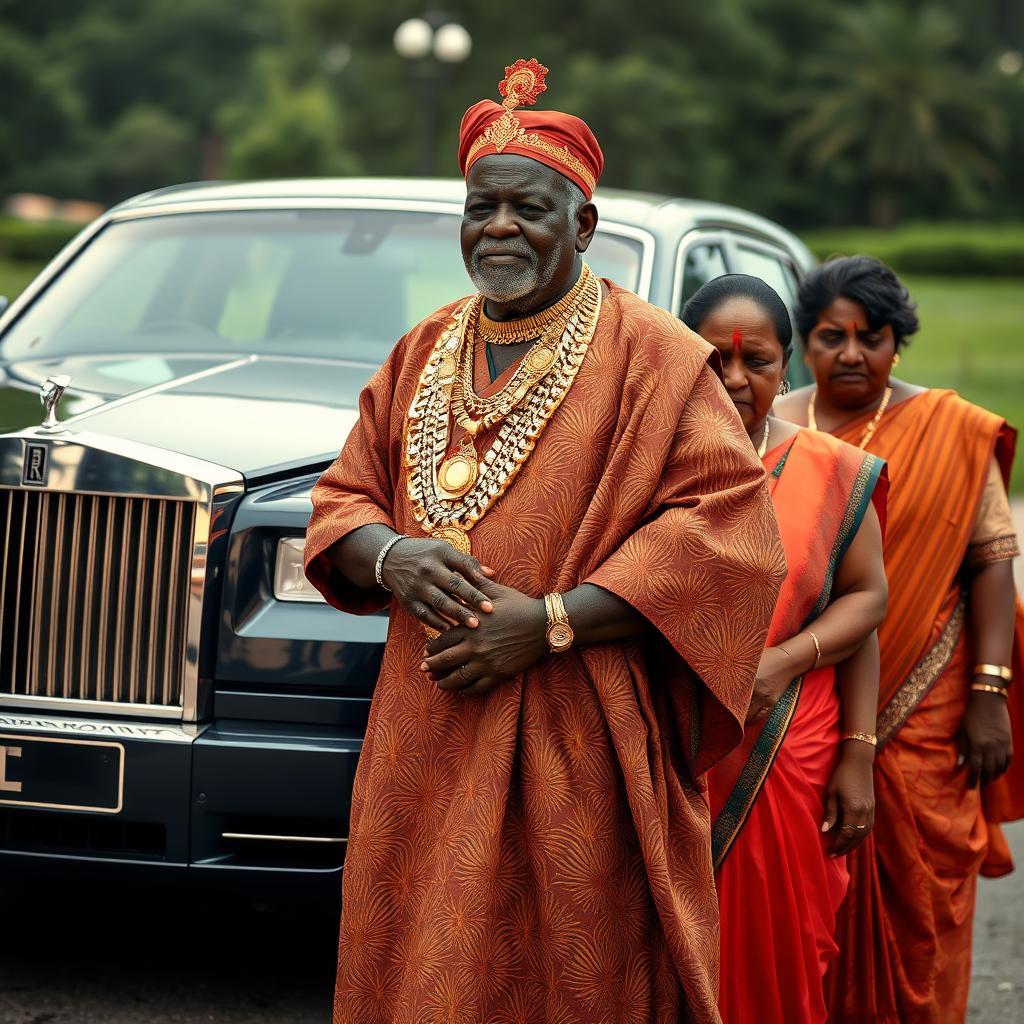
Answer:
[405, 265, 602, 557]
[807, 385, 893, 450]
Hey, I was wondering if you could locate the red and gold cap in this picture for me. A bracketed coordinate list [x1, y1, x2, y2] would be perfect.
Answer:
[458, 59, 603, 199]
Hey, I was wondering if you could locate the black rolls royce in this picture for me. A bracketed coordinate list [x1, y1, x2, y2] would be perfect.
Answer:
[0, 178, 813, 896]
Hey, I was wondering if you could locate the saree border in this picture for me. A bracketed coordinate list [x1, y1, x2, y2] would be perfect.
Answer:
[711, 451, 885, 869]
[711, 676, 802, 869]
[877, 594, 966, 747]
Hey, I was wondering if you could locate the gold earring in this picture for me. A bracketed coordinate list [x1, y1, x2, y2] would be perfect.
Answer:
[892, 352, 901, 366]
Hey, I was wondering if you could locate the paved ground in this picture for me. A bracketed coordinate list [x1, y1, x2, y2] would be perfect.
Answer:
[1, 831, 1022, 1024]
[2, 506, 1023, 1023]
[968, 822, 1024, 1022]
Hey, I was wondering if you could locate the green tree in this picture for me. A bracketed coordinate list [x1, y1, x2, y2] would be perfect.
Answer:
[219, 52, 359, 178]
[0, 26, 83, 196]
[96, 105, 193, 199]
[788, 3, 1007, 226]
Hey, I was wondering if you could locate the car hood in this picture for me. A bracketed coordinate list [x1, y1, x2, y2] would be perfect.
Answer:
[0, 353, 376, 481]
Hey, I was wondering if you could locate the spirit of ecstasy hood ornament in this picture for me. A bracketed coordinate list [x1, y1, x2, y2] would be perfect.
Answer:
[39, 375, 72, 432]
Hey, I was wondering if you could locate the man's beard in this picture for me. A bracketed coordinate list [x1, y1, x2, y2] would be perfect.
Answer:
[466, 237, 568, 309]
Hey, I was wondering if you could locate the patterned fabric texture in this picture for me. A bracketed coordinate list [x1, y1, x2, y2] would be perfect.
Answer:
[305, 283, 786, 1023]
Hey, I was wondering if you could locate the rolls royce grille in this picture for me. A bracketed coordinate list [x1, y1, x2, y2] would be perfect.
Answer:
[0, 489, 195, 709]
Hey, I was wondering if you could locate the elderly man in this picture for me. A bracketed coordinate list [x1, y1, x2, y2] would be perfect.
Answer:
[305, 58, 785, 1024]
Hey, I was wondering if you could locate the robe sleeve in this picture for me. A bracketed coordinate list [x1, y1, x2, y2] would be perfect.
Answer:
[303, 335, 407, 614]
[586, 361, 787, 774]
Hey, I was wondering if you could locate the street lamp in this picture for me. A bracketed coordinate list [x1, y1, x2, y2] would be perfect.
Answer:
[393, 15, 472, 175]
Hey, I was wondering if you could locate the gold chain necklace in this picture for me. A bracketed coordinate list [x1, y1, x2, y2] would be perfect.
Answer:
[477, 266, 591, 344]
[453, 280, 581, 430]
[404, 267, 601, 555]
[437, 313, 569, 499]
[808, 386, 893, 450]
[756, 419, 770, 458]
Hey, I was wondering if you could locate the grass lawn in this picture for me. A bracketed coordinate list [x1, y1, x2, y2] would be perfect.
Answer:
[898, 276, 1024, 491]
[0, 259, 44, 303]
[1, 261, 1021, 488]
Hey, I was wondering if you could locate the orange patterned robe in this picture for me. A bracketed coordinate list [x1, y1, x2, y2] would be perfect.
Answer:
[305, 283, 786, 1024]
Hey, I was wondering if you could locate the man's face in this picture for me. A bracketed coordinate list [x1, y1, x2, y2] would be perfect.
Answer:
[461, 156, 587, 309]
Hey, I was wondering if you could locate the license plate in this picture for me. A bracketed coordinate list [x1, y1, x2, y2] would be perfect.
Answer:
[0, 733, 124, 813]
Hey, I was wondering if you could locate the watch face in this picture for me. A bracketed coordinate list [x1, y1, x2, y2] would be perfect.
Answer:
[547, 622, 574, 650]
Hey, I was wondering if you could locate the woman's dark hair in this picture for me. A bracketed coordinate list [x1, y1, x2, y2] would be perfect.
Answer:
[681, 274, 793, 359]
[794, 255, 919, 350]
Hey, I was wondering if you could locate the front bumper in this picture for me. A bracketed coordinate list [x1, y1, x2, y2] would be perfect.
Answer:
[0, 711, 361, 885]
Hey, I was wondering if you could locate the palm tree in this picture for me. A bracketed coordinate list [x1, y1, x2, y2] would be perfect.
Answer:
[788, 3, 1006, 227]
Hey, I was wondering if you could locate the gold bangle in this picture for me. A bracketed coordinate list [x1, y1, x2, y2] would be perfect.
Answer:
[971, 682, 1009, 698]
[842, 731, 877, 747]
[804, 630, 822, 670]
[974, 663, 1012, 683]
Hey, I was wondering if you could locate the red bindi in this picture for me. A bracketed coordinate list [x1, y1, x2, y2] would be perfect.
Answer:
[731, 328, 743, 356]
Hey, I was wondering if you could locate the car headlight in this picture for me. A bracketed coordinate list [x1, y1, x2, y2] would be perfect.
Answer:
[273, 537, 326, 603]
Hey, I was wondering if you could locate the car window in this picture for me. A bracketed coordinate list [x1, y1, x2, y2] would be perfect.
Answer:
[729, 240, 813, 387]
[678, 242, 728, 311]
[732, 245, 796, 305]
[587, 231, 645, 292]
[1, 209, 645, 365]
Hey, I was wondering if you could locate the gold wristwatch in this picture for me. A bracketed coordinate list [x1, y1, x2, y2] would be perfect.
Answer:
[544, 592, 574, 653]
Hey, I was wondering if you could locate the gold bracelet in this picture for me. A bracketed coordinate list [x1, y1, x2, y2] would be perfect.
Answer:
[804, 630, 822, 670]
[971, 682, 1009, 698]
[842, 731, 877, 747]
[974, 663, 1012, 683]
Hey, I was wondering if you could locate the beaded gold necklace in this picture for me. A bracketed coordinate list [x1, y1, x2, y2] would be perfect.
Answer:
[807, 385, 893, 450]
[404, 266, 601, 557]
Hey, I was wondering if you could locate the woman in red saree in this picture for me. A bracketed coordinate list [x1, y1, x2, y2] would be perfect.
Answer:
[777, 255, 1024, 1024]
[683, 276, 889, 1024]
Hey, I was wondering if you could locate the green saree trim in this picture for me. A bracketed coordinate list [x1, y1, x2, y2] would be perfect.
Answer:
[770, 446, 792, 479]
[711, 676, 802, 870]
[808, 453, 884, 622]
[711, 451, 885, 870]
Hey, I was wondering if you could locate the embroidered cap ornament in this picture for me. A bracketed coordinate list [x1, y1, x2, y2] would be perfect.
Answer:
[459, 58, 604, 199]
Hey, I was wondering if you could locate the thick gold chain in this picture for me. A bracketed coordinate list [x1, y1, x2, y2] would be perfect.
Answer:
[452, 308, 563, 430]
[477, 265, 592, 344]
[405, 267, 601, 534]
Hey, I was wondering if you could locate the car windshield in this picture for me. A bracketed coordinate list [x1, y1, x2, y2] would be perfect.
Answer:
[0, 208, 645, 364]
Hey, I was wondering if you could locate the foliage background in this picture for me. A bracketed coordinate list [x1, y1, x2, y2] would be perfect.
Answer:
[0, 0, 1022, 485]
[1, 0, 1022, 229]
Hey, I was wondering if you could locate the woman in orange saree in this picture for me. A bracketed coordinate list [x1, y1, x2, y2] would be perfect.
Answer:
[777, 255, 1024, 1024]
[683, 276, 889, 1024]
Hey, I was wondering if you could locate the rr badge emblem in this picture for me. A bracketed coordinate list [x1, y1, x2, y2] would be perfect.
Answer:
[22, 444, 48, 486]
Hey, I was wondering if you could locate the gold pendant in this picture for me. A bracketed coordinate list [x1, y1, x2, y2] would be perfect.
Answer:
[524, 345, 555, 374]
[430, 525, 472, 555]
[438, 451, 478, 498]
